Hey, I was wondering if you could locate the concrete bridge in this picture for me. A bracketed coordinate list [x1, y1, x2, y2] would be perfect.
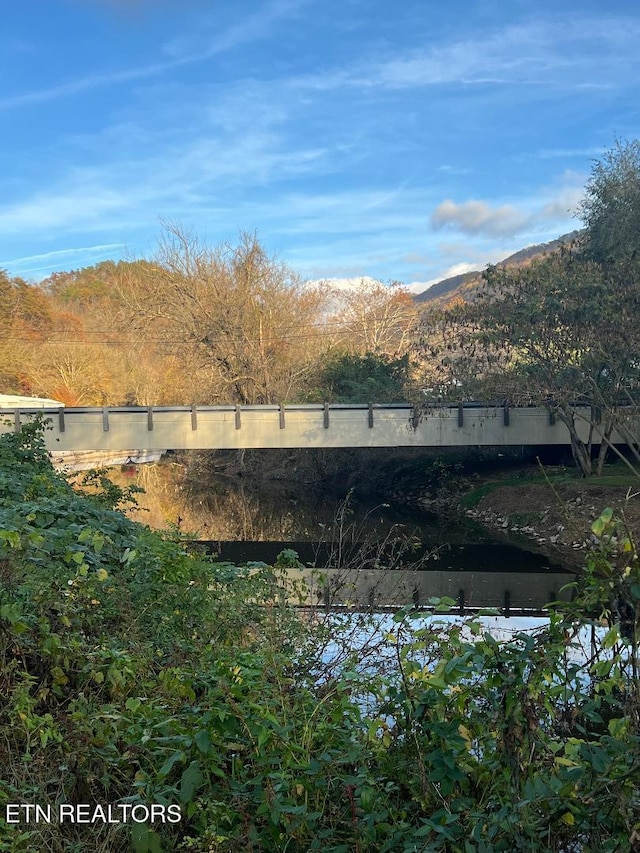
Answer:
[0, 402, 621, 454]
[0, 400, 580, 610]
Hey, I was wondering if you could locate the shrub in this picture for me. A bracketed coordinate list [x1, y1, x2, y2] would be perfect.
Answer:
[0, 422, 638, 851]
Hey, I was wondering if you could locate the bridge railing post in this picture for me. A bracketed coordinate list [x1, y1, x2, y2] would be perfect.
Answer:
[458, 588, 465, 616]
[503, 590, 511, 617]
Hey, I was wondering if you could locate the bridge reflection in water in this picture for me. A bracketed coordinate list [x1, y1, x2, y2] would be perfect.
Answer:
[203, 541, 574, 616]
[256, 567, 573, 616]
[2, 402, 580, 611]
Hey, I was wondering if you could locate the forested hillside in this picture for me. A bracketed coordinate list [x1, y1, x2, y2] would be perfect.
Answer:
[0, 228, 593, 409]
[414, 230, 583, 307]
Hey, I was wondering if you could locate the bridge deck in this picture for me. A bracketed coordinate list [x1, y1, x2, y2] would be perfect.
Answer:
[0, 402, 621, 452]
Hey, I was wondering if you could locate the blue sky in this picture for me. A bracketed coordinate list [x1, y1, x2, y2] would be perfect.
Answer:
[1, 0, 639, 292]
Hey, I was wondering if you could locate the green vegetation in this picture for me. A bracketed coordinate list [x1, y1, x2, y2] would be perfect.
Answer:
[1, 422, 639, 851]
[309, 351, 411, 403]
[461, 462, 640, 509]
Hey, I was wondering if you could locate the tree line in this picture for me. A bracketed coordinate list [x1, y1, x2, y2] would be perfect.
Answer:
[0, 229, 417, 409]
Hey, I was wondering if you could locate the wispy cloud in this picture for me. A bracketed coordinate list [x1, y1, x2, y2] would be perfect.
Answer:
[163, 0, 309, 58]
[535, 146, 605, 160]
[2, 243, 126, 277]
[0, 2, 630, 287]
[0, 0, 308, 112]
[0, 60, 184, 112]
[295, 16, 640, 93]
[0, 107, 332, 238]
[1, 243, 125, 266]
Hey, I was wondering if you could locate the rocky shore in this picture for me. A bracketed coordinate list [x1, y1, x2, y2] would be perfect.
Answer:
[462, 479, 640, 569]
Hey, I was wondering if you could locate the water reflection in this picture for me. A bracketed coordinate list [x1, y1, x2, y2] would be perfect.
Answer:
[113, 458, 571, 592]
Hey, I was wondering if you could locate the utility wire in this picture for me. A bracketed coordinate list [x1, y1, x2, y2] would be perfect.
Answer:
[3, 323, 417, 347]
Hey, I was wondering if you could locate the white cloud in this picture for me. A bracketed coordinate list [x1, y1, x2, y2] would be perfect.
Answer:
[540, 186, 584, 221]
[431, 199, 530, 238]
[406, 262, 490, 296]
[430, 175, 585, 241]
[404, 279, 438, 294]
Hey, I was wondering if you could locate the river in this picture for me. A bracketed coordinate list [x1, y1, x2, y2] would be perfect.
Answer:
[107, 453, 572, 614]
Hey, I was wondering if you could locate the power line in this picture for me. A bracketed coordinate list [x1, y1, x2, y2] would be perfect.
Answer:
[2, 322, 417, 348]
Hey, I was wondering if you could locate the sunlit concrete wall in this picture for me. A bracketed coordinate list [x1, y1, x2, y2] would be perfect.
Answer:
[0, 403, 631, 452]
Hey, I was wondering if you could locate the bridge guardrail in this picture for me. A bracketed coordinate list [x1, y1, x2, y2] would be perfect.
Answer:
[1, 402, 635, 452]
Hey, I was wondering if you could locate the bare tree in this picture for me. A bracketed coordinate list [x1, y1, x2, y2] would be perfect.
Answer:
[119, 226, 331, 405]
[329, 279, 419, 358]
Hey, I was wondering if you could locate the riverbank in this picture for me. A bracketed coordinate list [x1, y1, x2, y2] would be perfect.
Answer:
[454, 463, 640, 568]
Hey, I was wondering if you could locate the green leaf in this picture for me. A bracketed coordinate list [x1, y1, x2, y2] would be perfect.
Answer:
[608, 718, 627, 738]
[592, 507, 614, 537]
[579, 742, 610, 774]
[0, 603, 23, 624]
[180, 760, 203, 804]
[158, 750, 186, 778]
[0, 529, 21, 549]
[131, 824, 163, 853]
[194, 729, 212, 755]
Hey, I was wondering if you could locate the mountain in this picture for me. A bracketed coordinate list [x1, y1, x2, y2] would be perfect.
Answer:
[415, 230, 583, 306]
